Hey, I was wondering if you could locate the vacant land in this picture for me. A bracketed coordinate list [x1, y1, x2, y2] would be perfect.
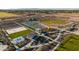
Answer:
[0, 12, 18, 18]
[56, 34, 79, 51]
[40, 19, 67, 26]
[9, 29, 32, 39]
[54, 13, 79, 17]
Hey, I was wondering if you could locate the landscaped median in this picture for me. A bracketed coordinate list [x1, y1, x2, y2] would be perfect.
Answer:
[56, 34, 79, 51]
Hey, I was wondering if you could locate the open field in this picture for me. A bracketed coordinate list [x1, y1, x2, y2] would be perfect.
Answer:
[0, 12, 18, 18]
[53, 13, 79, 17]
[56, 34, 79, 51]
[53, 13, 79, 22]
[0, 38, 3, 42]
[0, 31, 1, 34]
[40, 19, 67, 26]
[9, 29, 32, 39]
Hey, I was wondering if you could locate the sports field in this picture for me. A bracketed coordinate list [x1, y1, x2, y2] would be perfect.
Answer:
[9, 29, 32, 39]
[6, 27, 27, 34]
[0, 12, 18, 18]
[40, 19, 67, 26]
[56, 34, 79, 51]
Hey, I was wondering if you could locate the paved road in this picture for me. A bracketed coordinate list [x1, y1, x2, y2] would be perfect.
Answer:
[20, 40, 34, 50]
[52, 42, 61, 51]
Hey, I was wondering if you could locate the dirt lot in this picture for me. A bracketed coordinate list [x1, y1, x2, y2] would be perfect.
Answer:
[38, 13, 79, 22]
[51, 13, 79, 22]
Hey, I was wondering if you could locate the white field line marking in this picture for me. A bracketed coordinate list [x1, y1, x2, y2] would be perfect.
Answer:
[6, 27, 27, 34]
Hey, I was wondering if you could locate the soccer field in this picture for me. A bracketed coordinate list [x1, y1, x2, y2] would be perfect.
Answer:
[56, 34, 79, 51]
[9, 29, 32, 39]
[40, 19, 66, 26]
[0, 12, 18, 18]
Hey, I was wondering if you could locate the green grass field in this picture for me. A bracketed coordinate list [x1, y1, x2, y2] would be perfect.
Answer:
[0, 31, 1, 34]
[0, 31, 3, 42]
[9, 29, 32, 39]
[40, 19, 66, 26]
[0, 12, 18, 18]
[0, 38, 3, 42]
[56, 34, 79, 51]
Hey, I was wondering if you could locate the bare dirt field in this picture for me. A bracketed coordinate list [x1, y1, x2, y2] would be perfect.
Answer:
[52, 13, 79, 22]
